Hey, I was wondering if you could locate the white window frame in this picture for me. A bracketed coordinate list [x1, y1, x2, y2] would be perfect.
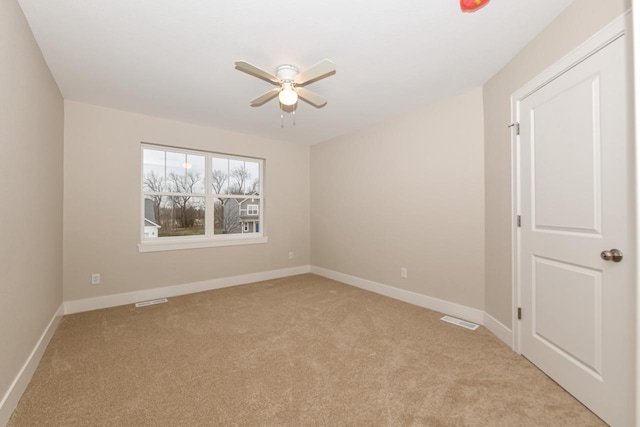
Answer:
[138, 144, 267, 252]
[247, 204, 259, 216]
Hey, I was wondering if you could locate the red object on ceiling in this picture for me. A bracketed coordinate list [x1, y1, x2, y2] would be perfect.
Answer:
[460, 0, 491, 12]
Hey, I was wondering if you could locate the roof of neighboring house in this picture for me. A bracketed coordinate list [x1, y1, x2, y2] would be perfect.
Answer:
[144, 198, 158, 223]
[237, 194, 260, 205]
[144, 218, 161, 228]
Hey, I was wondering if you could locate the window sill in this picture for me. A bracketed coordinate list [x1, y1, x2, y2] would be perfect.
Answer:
[138, 236, 268, 253]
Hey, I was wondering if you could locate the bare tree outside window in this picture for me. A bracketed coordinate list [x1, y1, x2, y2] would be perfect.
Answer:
[215, 198, 242, 234]
[167, 170, 203, 230]
[212, 159, 260, 234]
[229, 164, 249, 195]
[142, 146, 262, 242]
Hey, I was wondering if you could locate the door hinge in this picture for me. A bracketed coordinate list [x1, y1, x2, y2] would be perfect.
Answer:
[517, 307, 522, 320]
[508, 122, 520, 136]
[517, 215, 521, 227]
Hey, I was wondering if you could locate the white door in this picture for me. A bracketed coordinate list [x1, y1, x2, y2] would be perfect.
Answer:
[516, 22, 634, 427]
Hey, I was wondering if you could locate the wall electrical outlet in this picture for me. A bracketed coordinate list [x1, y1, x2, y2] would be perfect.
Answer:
[91, 273, 101, 285]
[288, 251, 294, 260]
[401, 268, 407, 279]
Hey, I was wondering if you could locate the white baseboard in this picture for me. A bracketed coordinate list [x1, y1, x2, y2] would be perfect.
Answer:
[64, 265, 312, 314]
[0, 304, 64, 427]
[1, 266, 514, 427]
[311, 266, 485, 324]
[483, 312, 513, 348]
[311, 266, 514, 347]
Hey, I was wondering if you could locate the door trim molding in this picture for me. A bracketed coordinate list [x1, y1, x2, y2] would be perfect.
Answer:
[511, 13, 628, 104]
[633, 2, 640, 425]
[510, 11, 631, 354]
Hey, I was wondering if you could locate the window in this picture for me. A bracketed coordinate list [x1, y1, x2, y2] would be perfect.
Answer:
[140, 144, 265, 252]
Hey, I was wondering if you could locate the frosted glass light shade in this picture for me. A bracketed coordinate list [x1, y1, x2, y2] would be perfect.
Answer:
[278, 85, 298, 106]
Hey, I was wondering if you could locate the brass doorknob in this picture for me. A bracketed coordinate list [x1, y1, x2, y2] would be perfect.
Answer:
[601, 249, 623, 262]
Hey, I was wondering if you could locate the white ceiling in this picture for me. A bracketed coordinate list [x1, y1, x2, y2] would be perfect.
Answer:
[18, 0, 575, 145]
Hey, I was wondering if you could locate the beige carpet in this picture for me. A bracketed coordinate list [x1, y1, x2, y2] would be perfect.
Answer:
[9, 274, 605, 426]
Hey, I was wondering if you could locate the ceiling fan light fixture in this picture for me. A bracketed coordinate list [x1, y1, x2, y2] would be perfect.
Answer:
[235, 60, 334, 109]
[278, 83, 298, 106]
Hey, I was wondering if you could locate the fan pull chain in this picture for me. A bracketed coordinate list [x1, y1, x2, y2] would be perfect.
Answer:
[279, 104, 297, 128]
[280, 104, 284, 128]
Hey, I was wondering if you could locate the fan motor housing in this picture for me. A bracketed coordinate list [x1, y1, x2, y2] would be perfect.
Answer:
[276, 64, 299, 81]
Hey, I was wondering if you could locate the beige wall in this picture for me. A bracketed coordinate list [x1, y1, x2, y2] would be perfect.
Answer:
[63, 101, 310, 301]
[2, 3, 630, 412]
[0, 0, 64, 411]
[311, 88, 485, 309]
[483, 0, 631, 327]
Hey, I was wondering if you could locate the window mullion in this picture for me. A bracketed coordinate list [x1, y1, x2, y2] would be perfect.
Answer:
[205, 153, 213, 238]
[259, 158, 264, 234]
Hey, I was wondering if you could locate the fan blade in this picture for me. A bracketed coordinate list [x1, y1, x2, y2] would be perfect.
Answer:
[250, 88, 280, 106]
[296, 87, 327, 108]
[235, 60, 280, 85]
[294, 59, 336, 86]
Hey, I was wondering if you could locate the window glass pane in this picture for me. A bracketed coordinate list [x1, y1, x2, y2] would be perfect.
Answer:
[143, 149, 166, 192]
[214, 197, 260, 234]
[245, 161, 260, 195]
[143, 195, 163, 238]
[228, 159, 260, 195]
[157, 196, 205, 237]
[211, 157, 260, 195]
[214, 197, 242, 234]
[187, 154, 205, 193]
[165, 151, 185, 192]
[228, 160, 246, 195]
[212, 157, 229, 194]
[165, 151, 205, 194]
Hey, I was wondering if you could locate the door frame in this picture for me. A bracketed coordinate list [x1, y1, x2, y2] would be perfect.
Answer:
[509, 9, 635, 421]
[633, 2, 640, 425]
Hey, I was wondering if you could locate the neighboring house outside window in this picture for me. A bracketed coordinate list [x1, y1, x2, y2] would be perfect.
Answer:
[220, 195, 261, 234]
[139, 144, 265, 252]
[144, 198, 162, 238]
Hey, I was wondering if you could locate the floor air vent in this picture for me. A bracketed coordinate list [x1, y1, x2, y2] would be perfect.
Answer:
[135, 298, 168, 308]
[441, 315, 479, 331]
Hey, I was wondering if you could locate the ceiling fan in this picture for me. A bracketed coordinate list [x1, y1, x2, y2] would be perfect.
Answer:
[234, 59, 336, 109]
